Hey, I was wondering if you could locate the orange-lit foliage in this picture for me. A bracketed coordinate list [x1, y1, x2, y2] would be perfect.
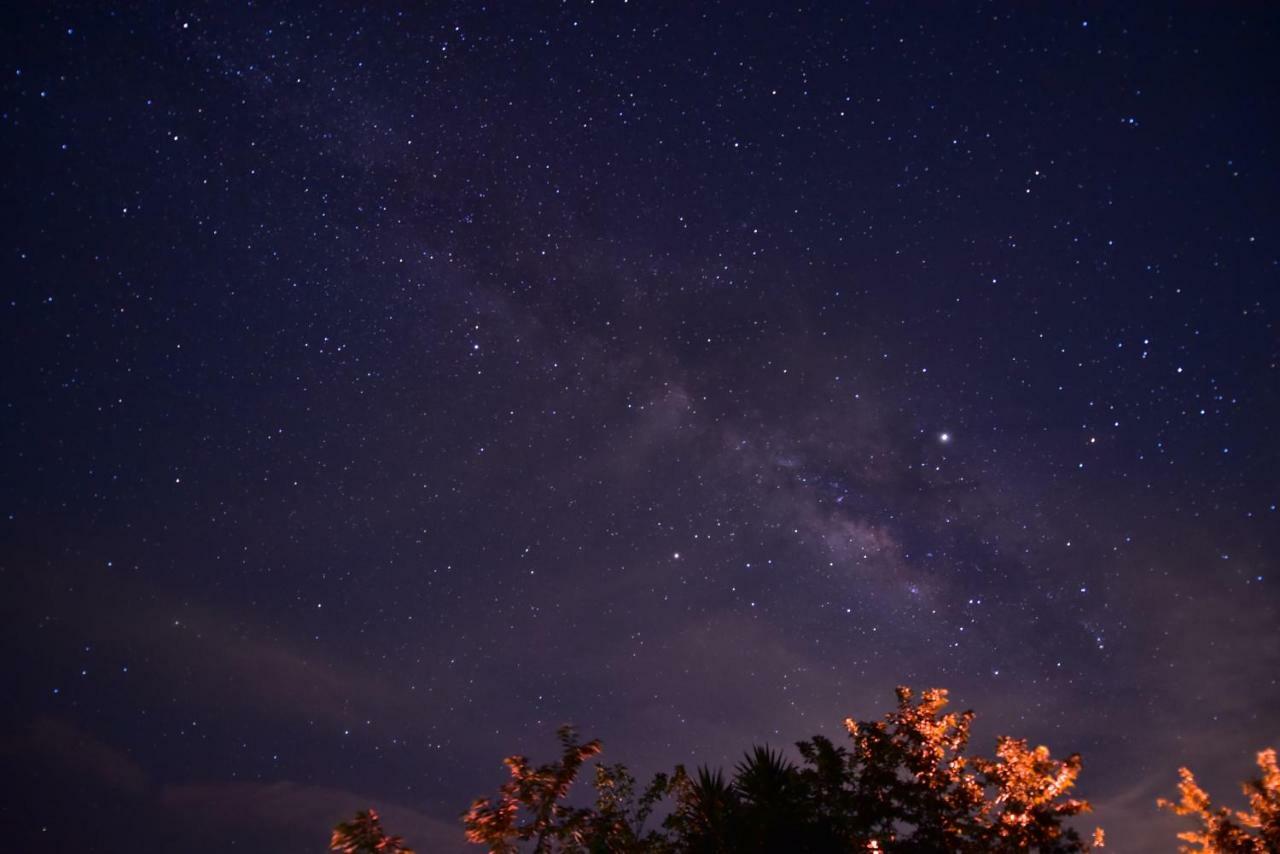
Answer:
[974, 737, 1101, 851]
[832, 687, 1101, 851]
[460, 686, 1103, 852]
[1158, 747, 1280, 853]
[330, 808, 415, 854]
[463, 726, 676, 853]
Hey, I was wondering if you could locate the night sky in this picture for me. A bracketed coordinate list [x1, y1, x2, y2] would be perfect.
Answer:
[3, 3, 1278, 852]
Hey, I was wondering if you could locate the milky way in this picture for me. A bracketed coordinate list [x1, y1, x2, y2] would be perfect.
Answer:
[3, 4, 1278, 851]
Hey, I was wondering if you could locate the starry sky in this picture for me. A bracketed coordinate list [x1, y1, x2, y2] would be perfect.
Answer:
[3, 3, 1278, 852]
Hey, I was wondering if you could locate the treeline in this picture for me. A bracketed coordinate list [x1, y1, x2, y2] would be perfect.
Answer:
[330, 687, 1280, 853]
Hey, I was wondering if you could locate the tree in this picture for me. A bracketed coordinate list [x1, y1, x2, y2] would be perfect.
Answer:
[665, 766, 736, 853]
[837, 686, 985, 849]
[462, 725, 674, 853]
[730, 745, 811, 851]
[460, 686, 1103, 852]
[974, 737, 1100, 852]
[583, 762, 675, 852]
[831, 686, 1100, 852]
[1158, 747, 1280, 853]
[330, 808, 415, 854]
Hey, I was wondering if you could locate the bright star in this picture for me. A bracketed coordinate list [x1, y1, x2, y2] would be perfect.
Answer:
[939, 432, 951, 443]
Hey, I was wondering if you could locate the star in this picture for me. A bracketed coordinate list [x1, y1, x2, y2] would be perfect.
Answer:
[3, 5, 1274, 852]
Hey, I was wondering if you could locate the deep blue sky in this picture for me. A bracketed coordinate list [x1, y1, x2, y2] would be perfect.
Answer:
[3, 3, 1277, 851]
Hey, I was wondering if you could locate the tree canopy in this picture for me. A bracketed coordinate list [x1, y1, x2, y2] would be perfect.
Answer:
[330, 808, 415, 854]
[331, 686, 1278, 852]
[461, 686, 1102, 853]
[1158, 747, 1280, 853]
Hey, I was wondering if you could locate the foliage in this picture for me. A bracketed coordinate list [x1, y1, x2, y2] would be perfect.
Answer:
[1158, 747, 1280, 853]
[459, 686, 1103, 852]
[462, 725, 673, 853]
[330, 808, 415, 854]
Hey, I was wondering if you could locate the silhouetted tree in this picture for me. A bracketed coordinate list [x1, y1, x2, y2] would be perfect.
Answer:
[665, 766, 736, 853]
[733, 745, 811, 850]
[459, 686, 1103, 852]
[462, 725, 676, 853]
[335, 695, 1280, 851]
[1158, 747, 1280, 852]
[582, 762, 675, 852]
[838, 686, 985, 849]
[330, 808, 415, 854]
